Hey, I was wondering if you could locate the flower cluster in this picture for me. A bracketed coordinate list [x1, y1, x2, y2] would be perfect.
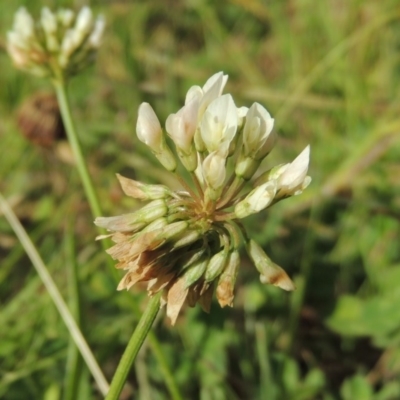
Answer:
[95, 72, 311, 324]
[7, 6, 104, 78]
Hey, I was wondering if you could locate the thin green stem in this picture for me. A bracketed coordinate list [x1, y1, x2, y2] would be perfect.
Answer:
[54, 79, 102, 218]
[0, 192, 109, 396]
[105, 292, 162, 400]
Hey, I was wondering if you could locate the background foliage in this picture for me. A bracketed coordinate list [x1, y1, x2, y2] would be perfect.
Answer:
[1, 0, 400, 399]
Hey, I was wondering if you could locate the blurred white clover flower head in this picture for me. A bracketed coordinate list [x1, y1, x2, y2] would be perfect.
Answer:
[7, 6, 105, 78]
[95, 72, 311, 325]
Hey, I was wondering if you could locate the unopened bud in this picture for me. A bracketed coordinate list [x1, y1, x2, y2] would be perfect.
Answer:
[205, 249, 228, 282]
[172, 230, 201, 249]
[158, 221, 189, 242]
[242, 102, 276, 160]
[136, 199, 168, 224]
[137, 103, 163, 150]
[202, 151, 226, 191]
[183, 256, 209, 288]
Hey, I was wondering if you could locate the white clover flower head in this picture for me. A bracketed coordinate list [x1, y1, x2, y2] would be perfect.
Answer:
[7, 6, 104, 79]
[97, 72, 311, 324]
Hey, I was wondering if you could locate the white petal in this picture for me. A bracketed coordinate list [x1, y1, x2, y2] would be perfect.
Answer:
[14, 7, 35, 39]
[202, 151, 226, 190]
[200, 94, 237, 154]
[278, 145, 310, 190]
[137, 103, 163, 150]
[88, 15, 105, 48]
[198, 72, 228, 118]
[75, 6, 93, 35]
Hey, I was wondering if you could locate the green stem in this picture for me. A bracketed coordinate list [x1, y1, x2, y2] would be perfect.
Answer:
[54, 79, 102, 218]
[105, 292, 162, 400]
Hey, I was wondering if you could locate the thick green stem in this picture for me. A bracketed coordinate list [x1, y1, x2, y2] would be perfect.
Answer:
[105, 292, 162, 400]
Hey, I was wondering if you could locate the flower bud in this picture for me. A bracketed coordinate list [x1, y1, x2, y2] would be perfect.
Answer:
[136, 199, 169, 224]
[234, 180, 277, 219]
[246, 239, 295, 291]
[183, 256, 209, 288]
[75, 7, 94, 39]
[205, 249, 228, 282]
[242, 102, 276, 160]
[142, 217, 168, 233]
[202, 151, 226, 191]
[158, 221, 189, 242]
[88, 16, 105, 48]
[41, 8, 59, 51]
[137, 102, 163, 150]
[172, 230, 201, 249]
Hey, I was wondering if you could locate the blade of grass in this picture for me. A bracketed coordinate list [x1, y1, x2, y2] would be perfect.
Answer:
[0, 192, 109, 396]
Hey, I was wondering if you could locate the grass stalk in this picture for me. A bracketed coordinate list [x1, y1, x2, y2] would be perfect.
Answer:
[0, 192, 109, 396]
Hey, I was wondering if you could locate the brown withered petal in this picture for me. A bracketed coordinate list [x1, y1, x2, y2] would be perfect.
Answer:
[167, 277, 189, 325]
[106, 230, 164, 261]
[94, 215, 145, 233]
[116, 174, 148, 200]
[17, 91, 65, 147]
[187, 281, 203, 307]
[147, 271, 176, 295]
[260, 267, 295, 291]
[216, 280, 235, 308]
[117, 271, 142, 290]
[198, 283, 214, 313]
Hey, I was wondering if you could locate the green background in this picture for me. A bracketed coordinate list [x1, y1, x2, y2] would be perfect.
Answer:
[1, 0, 400, 399]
